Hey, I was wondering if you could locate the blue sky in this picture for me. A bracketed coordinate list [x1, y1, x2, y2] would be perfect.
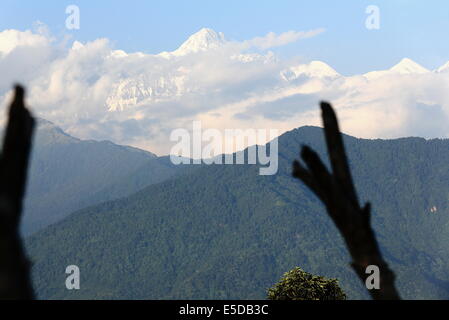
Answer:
[1, 0, 449, 75]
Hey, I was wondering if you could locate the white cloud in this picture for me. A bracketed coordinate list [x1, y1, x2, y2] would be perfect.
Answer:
[1, 26, 449, 156]
[0, 29, 49, 56]
[243, 29, 326, 50]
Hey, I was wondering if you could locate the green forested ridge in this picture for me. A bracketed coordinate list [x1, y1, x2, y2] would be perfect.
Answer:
[26, 126, 449, 299]
[21, 118, 180, 235]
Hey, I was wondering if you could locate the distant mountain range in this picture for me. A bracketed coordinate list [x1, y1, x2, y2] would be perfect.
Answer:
[7, 27, 448, 157]
[21, 118, 181, 235]
[26, 126, 449, 300]
[105, 28, 449, 113]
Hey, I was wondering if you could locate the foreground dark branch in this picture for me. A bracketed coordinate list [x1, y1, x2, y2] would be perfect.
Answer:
[292, 101, 400, 300]
[0, 85, 35, 299]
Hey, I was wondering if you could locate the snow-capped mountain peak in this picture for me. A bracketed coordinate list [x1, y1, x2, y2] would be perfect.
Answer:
[303, 61, 340, 78]
[364, 58, 429, 80]
[435, 61, 449, 73]
[389, 58, 429, 74]
[282, 60, 340, 81]
[171, 28, 226, 56]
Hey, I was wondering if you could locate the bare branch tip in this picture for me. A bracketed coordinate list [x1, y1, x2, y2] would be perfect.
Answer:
[13, 84, 25, 100]
[320, 101, 333, 112]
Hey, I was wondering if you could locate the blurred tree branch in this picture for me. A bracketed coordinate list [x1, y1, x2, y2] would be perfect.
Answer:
[0, 85, 35, 299]
[292, 101, 400, 300]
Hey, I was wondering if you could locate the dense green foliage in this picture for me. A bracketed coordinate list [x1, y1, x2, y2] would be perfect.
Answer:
[25, 126, 449, 300]
[267, 267, 346, 300]
[22, 119, 179, 235]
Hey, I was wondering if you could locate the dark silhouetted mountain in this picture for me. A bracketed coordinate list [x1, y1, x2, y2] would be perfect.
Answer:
[26, 126, 449, 299]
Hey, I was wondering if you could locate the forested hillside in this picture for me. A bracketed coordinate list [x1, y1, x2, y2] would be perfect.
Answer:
[26, 126, 449, 299]
[21, 119, 180, 234]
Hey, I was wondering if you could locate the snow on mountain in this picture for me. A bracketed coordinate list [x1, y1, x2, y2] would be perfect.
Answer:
[435, 61, 449, 73]
[106, 73, 189, 111]
[159, 28, 226, 58]
[390, 58, 429, 74]
[106, 28, 277, 111]
[364, 58, 429, 80]
[281, 60, 340, 81]
[105, 26, 438, 113]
